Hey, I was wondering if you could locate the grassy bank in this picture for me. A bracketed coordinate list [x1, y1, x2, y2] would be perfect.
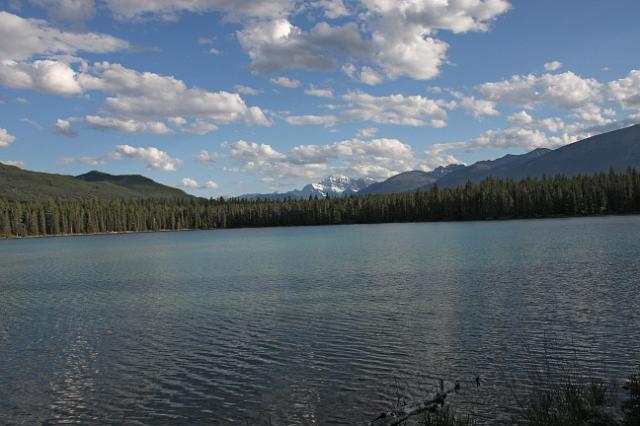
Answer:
[416, 368, 640, 426]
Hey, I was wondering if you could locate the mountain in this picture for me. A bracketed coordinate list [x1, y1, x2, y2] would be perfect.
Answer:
[359, 164, 465, 195]
[75, 171, 188, 199]
[0, 164, 190, 201]
[430, 124, 640, 189]
[240, 175, 375, 200]
[433, 148, 552, 188]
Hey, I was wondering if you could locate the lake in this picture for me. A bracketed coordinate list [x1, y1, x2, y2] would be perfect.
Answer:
[1, 216, 639, 425]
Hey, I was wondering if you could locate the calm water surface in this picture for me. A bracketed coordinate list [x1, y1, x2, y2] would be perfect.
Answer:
[1, 217, 640, 425]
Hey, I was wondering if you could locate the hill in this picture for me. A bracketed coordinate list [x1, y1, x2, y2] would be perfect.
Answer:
[0, 164, 190, 201]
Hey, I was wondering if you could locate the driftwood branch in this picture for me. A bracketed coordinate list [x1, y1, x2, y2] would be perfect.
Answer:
[370, 380, 461, 426]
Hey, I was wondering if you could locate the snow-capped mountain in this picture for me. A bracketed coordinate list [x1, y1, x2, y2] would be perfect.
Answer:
[301, 175, 376, 198]
[239, 175, 376, 200]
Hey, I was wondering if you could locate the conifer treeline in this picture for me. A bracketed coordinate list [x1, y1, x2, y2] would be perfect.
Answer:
[2, 169, 640, 238]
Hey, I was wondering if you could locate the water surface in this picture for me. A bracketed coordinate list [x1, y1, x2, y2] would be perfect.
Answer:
[1, 217, 639, 424]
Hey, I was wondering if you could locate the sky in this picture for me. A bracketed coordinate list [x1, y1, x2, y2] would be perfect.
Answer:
[1, 0, 639, 197]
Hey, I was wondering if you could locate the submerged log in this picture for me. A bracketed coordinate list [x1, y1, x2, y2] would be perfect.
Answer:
[370, 380, 460, 426]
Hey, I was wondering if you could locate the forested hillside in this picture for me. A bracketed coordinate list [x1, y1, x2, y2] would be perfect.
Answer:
[0, 164, 190, 201]
[2, 169, 640, 238]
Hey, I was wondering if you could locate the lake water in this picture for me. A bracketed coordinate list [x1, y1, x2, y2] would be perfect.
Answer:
[1, 216, 640, 425]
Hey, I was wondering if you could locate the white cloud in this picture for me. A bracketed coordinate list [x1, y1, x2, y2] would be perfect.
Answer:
[304, 85, 334, 98]
[59, 156, 103, 166]
[0, 59, 83, 96]
[194, 150, 222, 167]
[105, 0, 294, 21]
[608, 69, 640, 110]
[85, 115, 172, 134]
[198, 37, 214, 45]
[0, 128, 16, 148]
[52, 118, 78, 137]
[224, 136, 428, 183]
[359, 66, 384, 85]
[238, 19, 370, 74]
[79, 62, 271, 132]
[29, 0, 96, 26]
[355, 127, 378, 138]
[208, 47, 220, 55]
[286, 114, 337, 127]
[452, 92, 499, 118]
[168, 116, 187, 126]
[0, 160, 24, 168]
[341, 91, 452, 127]
[363, 0, 511, 80]
[270, 76, 301, 88]
[544, 60, 563, 71]
[316, 0, 349, 19]
[181, 177, 199, 188]
[234, 84, 261, 95]
[205, 180, 219, 189]
[113, 145, 182, 171]
[478, 71, 602, 110]
[0, 11, 128, 61]
[21, 117, 43, 129]
[427, 127, 556, 157]
[508, 110, 534, 126]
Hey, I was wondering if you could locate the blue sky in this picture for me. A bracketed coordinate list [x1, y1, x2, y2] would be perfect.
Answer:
[1, 0, 639, 196]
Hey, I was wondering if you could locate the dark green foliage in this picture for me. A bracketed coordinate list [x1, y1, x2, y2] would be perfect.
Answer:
[623, 369, 640, 426]
[419, 407, 476, 426]
[0, 163, 190, 201]
[2, 169, 640, 238]
[518, 381, 619, 426]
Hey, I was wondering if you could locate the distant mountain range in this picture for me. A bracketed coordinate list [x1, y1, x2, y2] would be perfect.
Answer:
[240, 175, 375, 200]
[2, 124, 640, 202]
[0, 166, 190, 201]
[362, 123, 640, 194]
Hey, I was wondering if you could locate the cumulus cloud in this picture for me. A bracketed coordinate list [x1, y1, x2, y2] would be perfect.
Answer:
[0, 128, 16, 148]
[270, 76, 302, 88]
[181, 177, 199, 188]
[478, 71, 602, 110]
[234, 84, 261, 95]
[0, 59, 83, 96]
[85, 115, 172, 134]
[194, 150, 222, 167]
[341, 91, 452, 127]
[51, 118, 78, 137]
[304, 85, 334, 98]
[29, 0, 96, 26]
[451, 92, 499, 118]
[544, 60, 563, 71]
[104, 0, 294, 21]
[0, 11, 128, 61]
[285, 114, 337, 127]
[355, 127, 378, 138]
[426, 127, 557, 158]
[59, 156, 103, 166]
[77, 62, 271, 133]
[359, 66, 384, 86]
[181, 177, 219, 190]
[238, 19, 371, 74]
[608, 69, 640, 110]
[113, 145, 182, 171]
[223, 136, 431, 183]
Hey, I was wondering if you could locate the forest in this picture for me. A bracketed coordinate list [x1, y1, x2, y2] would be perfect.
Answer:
[2, 169, 640, 238]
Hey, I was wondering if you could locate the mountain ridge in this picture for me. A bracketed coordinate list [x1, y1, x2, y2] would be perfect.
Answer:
[0, 164, 190, 201]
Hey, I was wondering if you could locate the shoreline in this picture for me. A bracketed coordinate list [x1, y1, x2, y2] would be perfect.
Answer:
[2, 212, 639, 241]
